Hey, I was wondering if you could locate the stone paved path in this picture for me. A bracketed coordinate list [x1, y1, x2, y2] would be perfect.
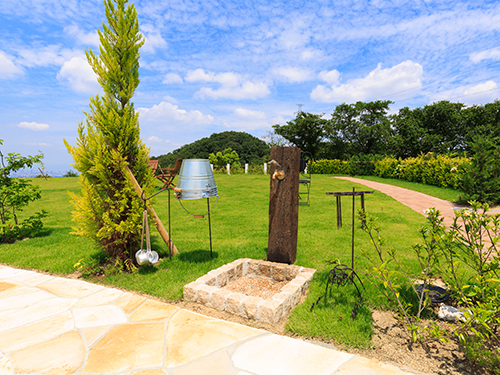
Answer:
[0, 265, 422, 375]
[335, 176, 463, 227]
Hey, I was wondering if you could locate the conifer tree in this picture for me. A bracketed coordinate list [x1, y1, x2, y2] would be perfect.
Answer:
[65, 0, 155, 264]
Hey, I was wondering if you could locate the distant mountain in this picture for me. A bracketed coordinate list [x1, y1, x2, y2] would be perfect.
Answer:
[152, 131, 270, 167]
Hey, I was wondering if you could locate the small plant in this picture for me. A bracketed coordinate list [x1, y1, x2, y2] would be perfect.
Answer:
[358, 210, 449, 345]
[0, 140, 48, 243]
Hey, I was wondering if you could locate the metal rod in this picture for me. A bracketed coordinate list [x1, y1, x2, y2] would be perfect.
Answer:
[352, 187, 355, 271]
[168, 189, 172, 261]
[336, 196, 341, 229]
[207, 198, 213, 258]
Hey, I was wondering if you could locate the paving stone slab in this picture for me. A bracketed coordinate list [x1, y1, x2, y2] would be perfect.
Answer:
[73, 304, 128, 328]
[231, 334, 353, 375]
[10, 330, 85, 375]
[164, 309, 263, 368]
[0, 311, 74, 353]
[82, 323, 165, 373]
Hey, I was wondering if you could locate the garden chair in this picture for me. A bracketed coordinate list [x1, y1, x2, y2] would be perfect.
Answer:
[299, 151, 312, 206]
[149, 158, 183, 190]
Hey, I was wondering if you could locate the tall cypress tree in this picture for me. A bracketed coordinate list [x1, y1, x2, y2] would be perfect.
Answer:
[65, 0, 155, 265]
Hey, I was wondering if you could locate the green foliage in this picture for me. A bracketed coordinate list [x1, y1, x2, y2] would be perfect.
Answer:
[272, 112, 327, 159]
[326, 100, 393, 157]
[64, 0, 155, 264]
[0, 140, 48, 243]
[360, 202, 500, 370]
[461, 137, 500, 204]
[309, 159, 349, 174]
[209, 148, 240, 168]
[463, 336, 500, 372]
[312, 154, 469, 191]
[154, 131, 269, 167]
[423, 203, 500, 371]
[63, 170, 79, 177]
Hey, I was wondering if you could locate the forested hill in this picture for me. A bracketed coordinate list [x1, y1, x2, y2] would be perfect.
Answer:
[152, 131, 270, 167]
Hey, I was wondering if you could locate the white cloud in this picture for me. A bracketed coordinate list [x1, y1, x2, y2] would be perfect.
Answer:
[235, 108, 266, 119]
[470, 48, 500, 63]
[196, 82, 270, 100]
[162, 73, 183, 84]
[0, 51, 23, 79]
[57, 56, 100, 94]
[276, 67, 312, 83]
[187, 69, 270, 100]
[18, 121, 49, 131]
[318, 69, 341, 85]
[142, 32, 168, 54]
[16, 45, 76, 67]
[311, 60, 423, 103]
[431, 80, 499, 104]
[186, 69, 239, 87]
[148, 136, 163, 143]
[139, 101, 214, 124]
[64, 24, 99, 46]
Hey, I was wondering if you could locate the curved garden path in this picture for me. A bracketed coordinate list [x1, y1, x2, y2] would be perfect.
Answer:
[334, 176, 464, 227]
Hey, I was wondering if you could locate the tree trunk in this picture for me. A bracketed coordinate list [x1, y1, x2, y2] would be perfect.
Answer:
[267, 146, 300, 264]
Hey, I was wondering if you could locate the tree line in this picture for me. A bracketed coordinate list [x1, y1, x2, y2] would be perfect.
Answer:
[152, 131, 269, 167]
[272, 100, 500, 160]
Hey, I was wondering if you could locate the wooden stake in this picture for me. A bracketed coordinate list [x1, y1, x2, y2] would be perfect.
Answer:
[267, 146, 300, 264]
[125, 166, 179, 255]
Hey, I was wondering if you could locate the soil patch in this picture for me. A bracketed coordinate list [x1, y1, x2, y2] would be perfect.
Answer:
[223, 275, 289, 299]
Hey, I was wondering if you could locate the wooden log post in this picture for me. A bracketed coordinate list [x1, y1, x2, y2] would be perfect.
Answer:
[267, 146, 300, 264]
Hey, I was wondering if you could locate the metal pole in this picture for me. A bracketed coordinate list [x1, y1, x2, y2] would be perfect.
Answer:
[168, 189, 172, 261]
[207, 198, 213, 258]
[352, 187, 355, 271]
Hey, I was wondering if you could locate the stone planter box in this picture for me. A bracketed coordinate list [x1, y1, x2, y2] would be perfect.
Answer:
[183, 258, 316, 324]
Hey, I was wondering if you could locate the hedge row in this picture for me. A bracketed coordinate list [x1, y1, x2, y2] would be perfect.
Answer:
[310, 154, 470, 190]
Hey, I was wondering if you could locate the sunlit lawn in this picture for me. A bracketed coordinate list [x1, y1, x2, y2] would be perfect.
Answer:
[1, 173, 455, 348]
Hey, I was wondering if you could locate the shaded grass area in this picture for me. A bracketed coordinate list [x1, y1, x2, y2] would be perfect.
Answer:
[0, 174, 463, 348]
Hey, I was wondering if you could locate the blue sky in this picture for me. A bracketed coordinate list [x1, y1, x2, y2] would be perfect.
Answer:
[1, 0, 500, 174]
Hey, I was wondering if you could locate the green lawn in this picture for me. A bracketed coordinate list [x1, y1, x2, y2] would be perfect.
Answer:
[353, 175, 463, 203]
[1, 174, 458, 348]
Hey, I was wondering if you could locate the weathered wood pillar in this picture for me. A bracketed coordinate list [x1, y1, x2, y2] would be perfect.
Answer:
[267, 146, 300, 264]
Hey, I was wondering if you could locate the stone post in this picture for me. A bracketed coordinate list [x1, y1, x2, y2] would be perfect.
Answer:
[245, 163, 248, 174]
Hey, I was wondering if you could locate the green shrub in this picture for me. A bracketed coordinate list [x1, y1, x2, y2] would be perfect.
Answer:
[374, 157, 400, 178]
[461, 138, 500, 204]
[310, 159, 349, 174]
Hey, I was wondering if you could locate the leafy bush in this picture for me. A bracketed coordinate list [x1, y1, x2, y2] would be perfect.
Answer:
[0, 140, 48, 243]
[348, 154, 379, 176]
[373, 157, 400, 178]
[461, 137, 500, 204]
[309, 159, 349, 174]
[360, 203, 500, 372]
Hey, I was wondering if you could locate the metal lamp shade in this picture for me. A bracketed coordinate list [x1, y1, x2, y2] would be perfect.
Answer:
[176, 159, 218, 200]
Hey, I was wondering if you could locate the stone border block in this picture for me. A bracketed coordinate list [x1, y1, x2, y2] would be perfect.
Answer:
[183, 258, 316, 324]
[226, 292, 247, 317]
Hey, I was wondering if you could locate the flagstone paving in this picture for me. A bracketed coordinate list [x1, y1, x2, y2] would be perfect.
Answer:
[0, 265, 424, 374]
